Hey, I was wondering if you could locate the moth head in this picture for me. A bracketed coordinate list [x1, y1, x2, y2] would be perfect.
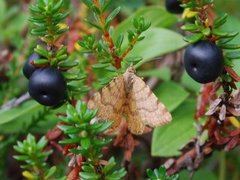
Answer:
[126, 66, 136, 74]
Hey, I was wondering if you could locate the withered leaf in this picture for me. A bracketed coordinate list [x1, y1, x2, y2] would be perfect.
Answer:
[227, 90, 240, 116]
[219, 105, 226, 121]
[224, 136, 239, 151]
[227, 106, 240, 116]
[229, 129, 240, 137]
[225, 66, 240, 82]
[205, 98, 222, 116]
[88, 67, 172, 134]
[229, 90, 240, 105]
[216, 137, 230, 145]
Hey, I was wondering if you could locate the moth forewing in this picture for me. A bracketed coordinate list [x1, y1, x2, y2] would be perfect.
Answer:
[88, 67, 172, 134]
[87, 75, 126, 128]
[124, 70, 172, 130]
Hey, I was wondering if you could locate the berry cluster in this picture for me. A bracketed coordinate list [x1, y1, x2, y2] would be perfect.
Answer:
[165, 0, 225, 84]
[184, 41, 224, 83]
[165, 0, 183, 14]
[23, 54, 67, 106]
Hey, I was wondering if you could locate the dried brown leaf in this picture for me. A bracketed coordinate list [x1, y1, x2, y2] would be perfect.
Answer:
[227, 106, 240, 116]
[224, 136, 239, 151]
[225, 66, 240, 82]
[205, 98, 222, 115]
[219, 105, 226, 121]
[216, 137, 230, 145]
[229, 90, 240, 105]
[229, 129, 240, 137]
[67, 166, 80, 180]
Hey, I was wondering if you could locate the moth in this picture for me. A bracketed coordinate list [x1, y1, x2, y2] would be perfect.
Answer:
[88, 66, 172, 134]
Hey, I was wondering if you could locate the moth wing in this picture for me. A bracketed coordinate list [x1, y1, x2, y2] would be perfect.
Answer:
[88, 75, 126, 128]
[126, 74, 172, 133]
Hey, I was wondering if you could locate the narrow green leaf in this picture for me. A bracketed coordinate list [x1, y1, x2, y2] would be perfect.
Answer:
[213, 13, 228, 28]
[212, 29, 229, 37]
[58, 125, 79, 134]
[84, 19, 102, 30]
[51, 0, 63, 13]
[31, 29, 46, 36]
[92, 63, 110, 69]
[102, 0, 113, 12]
[29, 6, 42, 14]
[34, 45, 49, 58]
[106, 7, 121, 27]
[53, 12, 69, 22]
[45, 166, 57, 179]
[82, 165, 95, 172]
[58, 61, 78, 68]
[224, 58, 234, 67]
[56, 27, 69, 35]
[202, 28, 211, 36]
[225, 51, 240, 60]
[115, 34, 124, 49]
[218, 43, 240, 50]
[94, 122, 112, 134]
[184, 33, 204, 43]
[103, 160, 116, 175]
[63, 72, 86, 81]
[13, 155, 30, 161]
[81, 138, 91, 149]
[37, 136, 47, 149]
[181, 24, 199, 31]
[33, 59, 49, 65]
[56, 54, 68, 61]
[80, 172, 101, 179]
[146, 169, 155, 178]
[92, 5, 101, 15]
[56, 46, 67, 57]
[59, 138, 81, 144]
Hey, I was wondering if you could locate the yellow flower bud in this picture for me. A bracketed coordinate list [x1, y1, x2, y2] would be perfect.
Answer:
[22, 171, 34, 180]
[229, 117, 240, 128]
[182, 8, 198, 19]
[74, 42, 81, 51]
[205, 18, 209, 27]
[59, 23, 67, 29]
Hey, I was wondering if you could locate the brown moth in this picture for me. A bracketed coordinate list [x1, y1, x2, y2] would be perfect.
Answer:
[88, 66, 172, 134]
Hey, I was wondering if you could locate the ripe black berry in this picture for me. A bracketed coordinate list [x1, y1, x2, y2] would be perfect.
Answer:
[23, 53, 41, 79]
[165, 0, 183, 14]
[184, 40, 224, 84]
[29, 67, 66, 106]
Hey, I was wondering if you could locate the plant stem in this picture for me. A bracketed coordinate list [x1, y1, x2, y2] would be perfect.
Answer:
[219, 151, 226, 180]
[119, 34, 139, 60]
[93, 0, 122, 69]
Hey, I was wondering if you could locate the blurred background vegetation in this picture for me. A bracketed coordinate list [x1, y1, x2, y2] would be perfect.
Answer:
[0, 0, 239, 179]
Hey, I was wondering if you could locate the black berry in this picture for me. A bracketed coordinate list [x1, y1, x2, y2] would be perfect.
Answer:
[184, 40, 224, 84]
[23, 53, 41, 79]
[28, 67, 67, 106]
[165, 0, 183, 14]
